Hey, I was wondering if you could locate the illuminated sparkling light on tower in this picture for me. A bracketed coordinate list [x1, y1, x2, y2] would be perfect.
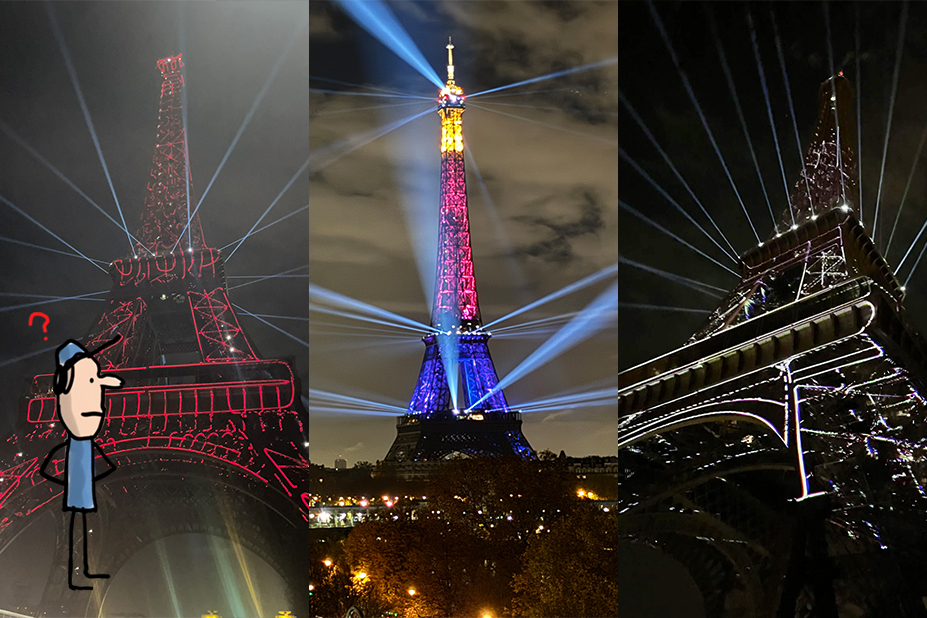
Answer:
[383, 41, 534, 468]
[615, 72, 927, 614]
[136, 54, 206, 256]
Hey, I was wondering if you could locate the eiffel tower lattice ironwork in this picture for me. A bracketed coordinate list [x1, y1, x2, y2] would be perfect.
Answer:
[616, 74, 927, 616]
[0, 54, 317, 615]
[383, 41, 535, 472]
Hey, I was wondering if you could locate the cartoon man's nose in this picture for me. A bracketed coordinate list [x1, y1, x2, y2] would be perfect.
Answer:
[99, 374, 124, 389]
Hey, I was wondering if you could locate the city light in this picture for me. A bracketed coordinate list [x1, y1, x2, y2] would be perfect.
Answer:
[323, 558, 332, 567]
[408, 587, 417, 596]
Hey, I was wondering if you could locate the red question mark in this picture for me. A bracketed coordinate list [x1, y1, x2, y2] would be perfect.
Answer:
[28, 312, 50, 341]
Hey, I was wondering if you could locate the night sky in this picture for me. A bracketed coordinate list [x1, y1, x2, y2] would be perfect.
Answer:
[0, 1, 617, 614]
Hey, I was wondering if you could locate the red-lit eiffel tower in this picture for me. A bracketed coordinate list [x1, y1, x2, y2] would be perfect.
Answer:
[3, 55, 316, 614]
[383, 42, 535, 472]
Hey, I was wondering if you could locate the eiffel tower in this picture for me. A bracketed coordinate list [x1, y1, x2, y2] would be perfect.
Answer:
[617, 74, 927, 615]
[383, 42, 535, 475]
[1, 55, 316, 615]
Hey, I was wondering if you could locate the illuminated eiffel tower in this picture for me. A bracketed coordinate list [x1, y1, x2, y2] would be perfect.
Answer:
[2, 54, 315, 615]
[383, 42, 535, 475]
[616, 74, 927, 615]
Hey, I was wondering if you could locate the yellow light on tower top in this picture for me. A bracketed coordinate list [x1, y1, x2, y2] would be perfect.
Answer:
[438, 37, 465, 154]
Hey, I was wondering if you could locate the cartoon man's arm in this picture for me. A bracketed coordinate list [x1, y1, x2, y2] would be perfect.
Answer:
[92, 442, 117, 481]
[39, 443, 67, 485]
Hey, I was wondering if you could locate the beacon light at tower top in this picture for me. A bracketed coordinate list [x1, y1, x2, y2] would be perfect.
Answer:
[438, 38, 465, 154]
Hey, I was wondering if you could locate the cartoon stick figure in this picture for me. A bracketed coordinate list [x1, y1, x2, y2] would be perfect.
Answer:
[40, 335, 124, 591]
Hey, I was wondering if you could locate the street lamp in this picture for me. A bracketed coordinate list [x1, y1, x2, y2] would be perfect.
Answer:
[408, 587, 417, 596]
[323, 558, 332, 567]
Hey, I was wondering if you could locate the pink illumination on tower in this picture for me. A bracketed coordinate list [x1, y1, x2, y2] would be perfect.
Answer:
[136, 54, 206, 255]
[432, 40, 480, 330]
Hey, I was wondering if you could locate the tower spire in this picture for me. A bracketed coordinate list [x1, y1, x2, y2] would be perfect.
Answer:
[777, 73, 858, 235]
[135, 54, 206, 255]
[446, 37, 455, 84]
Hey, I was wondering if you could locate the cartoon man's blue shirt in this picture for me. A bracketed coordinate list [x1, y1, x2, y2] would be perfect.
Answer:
[65, 437, 95, 511]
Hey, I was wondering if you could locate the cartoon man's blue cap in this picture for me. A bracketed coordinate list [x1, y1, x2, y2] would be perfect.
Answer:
[57, 341, 88, 367]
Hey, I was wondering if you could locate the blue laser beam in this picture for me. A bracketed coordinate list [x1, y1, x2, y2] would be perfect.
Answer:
[228, 106, 433, 261]
[310, 88, 428, 100]
[0, 291, 105, 301]
[886, 118, 927, 257]
[233, 305, 310, 349]
[518, 386, 621, 411]
[224, 157, 313, 261]
[770, 7, 813, 218]
[492, 327, 563, 340]
[316, 100, 429, 116]
[855, 4, 863, 224]
[220, 204, 309, 252]
[0, 235, 109, 264]
[873, 1, 908, 243]
[308, 105, 433, 171]
[0, 119, 151, 253]
[309, 303, 430, 335]
[306, 405, 398, 418]
[0, 193, 106, 273]
[469, 57, 618, 98]
[0, 290, 109, 314]
[905, 238, 927, 287]
[307, 388, 406, 413]
[480, 263, 618, 330]
[490, 313, 579, 335]
[308, 283, 433, 333]
[617, 256, 726, 298]
[310, 75, 431, 99]
[467, 281, 618, 411]
[618, 89, 738, 258]
[476, 101, 594, 115]
[822, 3, 846, 210]
[226, 264, 311, 290]
[174, 16, 310, 253]
[619, 200, 740, 277]
[521, 400, 619, 414]
[333, 0, 443, 88]
[227, 275, 311, 280]
[708, 6, 775, 228]
[304, 317, 417, 337]
[469, 103, 616, 146]
[746, 7, 791, 227]
[0, 344, 60, 370]
[45, 3, 135, 257]
[618, 146, 737, 263]
[474, 87, 578, 101]
[618, 302, 710, 314]
[179, 4, 192, 251]
[647, 0, 759, 243]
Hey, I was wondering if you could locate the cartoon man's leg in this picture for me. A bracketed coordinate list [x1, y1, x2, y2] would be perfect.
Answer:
[81, 511, 109, 579]
[68, 511, 91, 591]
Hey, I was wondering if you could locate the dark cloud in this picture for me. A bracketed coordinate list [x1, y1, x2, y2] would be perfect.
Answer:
[515, 189, 605, 264]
